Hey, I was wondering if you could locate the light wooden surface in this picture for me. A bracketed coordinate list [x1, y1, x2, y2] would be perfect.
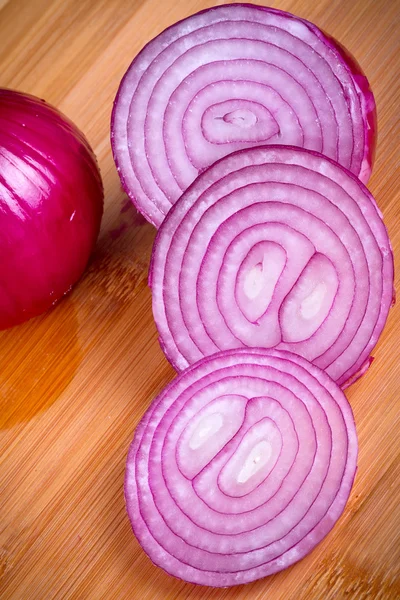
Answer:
[0, 1, 399, 598]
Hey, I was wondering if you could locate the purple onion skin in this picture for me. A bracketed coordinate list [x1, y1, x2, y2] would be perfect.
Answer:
[0, 89, 104, 329]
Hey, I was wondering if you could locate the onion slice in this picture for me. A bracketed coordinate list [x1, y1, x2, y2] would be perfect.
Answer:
[125, 348, 358, 587]
[111, 4, 376, 227]
[150, 146, 393, 387]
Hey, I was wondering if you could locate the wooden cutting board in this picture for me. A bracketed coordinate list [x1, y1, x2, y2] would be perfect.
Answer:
[0, 0, 399, 598]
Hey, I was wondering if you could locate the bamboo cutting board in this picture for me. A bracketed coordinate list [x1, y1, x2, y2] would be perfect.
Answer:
[0, 0, 399, 598]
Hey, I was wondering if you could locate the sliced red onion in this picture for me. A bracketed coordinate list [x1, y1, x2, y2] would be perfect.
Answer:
[150, 146, 393, 387]
[111, 4, 376, 227]
[125, 348, 358, 587]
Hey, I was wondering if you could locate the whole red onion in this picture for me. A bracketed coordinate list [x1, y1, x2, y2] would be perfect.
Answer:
[0, 89, 104, 329]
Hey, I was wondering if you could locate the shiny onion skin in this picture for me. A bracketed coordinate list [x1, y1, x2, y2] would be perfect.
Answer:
[111, 4, 376, 227]
[150, 146, 393, 388]
[0, 89, 104, 329]
[125, 348, 358, 587]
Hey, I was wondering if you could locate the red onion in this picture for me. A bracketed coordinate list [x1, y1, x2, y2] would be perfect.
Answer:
[111, 4, 376, 227]
[0, 89, 104, 329]
[125, 348, 358, 587]
[150, 146, 393, 388]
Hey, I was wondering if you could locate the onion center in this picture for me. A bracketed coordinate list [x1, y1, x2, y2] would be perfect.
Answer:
[189, 412, 224, 450]
[222, 108, 258, 127]
[300, 282, 328, 320]
[237, 439, 272, 484]
[237, 241, 286, 323]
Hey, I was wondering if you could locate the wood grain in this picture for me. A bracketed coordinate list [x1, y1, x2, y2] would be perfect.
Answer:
[0, 0, 399, 598]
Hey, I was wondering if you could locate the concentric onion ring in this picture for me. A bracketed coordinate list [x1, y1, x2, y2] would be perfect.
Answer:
[125, 348, 358, 586]
[112, 4, 376, 227]
[150, 146, 393, 387]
